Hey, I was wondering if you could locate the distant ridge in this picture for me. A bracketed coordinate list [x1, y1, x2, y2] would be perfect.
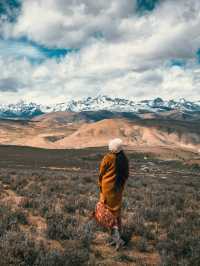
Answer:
[0, 96, 200, 119]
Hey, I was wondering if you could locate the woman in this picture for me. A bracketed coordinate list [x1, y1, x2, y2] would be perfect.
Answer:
[94, 138, 129, 249]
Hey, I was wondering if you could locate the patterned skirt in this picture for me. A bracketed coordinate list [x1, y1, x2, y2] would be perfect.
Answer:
[93, 201, 121, 229]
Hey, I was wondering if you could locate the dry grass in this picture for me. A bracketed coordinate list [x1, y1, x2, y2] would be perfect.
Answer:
[0, 146, 199, 265]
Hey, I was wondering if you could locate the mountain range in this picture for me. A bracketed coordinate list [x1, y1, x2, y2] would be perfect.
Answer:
[0, 96, 200, 120]
[0, 96, 199, 158]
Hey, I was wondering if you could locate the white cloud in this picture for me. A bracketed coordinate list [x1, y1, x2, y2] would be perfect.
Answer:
[0, 50, 200, 105]
[10, 0, 136, 48]
[0, 0, 200, 103]
[0, 77, 23, 92]
[9, 0, 200, 59]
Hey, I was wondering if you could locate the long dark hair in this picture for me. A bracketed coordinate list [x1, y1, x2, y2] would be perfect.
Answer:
[115, 150, 129, 191]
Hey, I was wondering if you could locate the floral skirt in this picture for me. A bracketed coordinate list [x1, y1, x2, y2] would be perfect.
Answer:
[93, 201, 121, 229]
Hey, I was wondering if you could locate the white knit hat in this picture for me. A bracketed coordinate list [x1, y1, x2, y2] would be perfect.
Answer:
[108, 138, 123, 153]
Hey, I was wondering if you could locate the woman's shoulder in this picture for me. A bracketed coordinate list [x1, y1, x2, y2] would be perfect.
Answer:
[103, 152, 116, 162]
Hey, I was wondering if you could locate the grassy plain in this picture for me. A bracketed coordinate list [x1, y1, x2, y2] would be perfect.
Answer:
[0, 145, 199, 265]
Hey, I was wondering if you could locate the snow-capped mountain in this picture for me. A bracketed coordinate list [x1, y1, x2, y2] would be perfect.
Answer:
[0, 101, 43, 119]
[41, 96, 200, 113]
[0, 96, 200, 119]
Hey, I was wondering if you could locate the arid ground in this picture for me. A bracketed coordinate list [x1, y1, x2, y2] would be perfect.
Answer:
[0, 145, 200, 265]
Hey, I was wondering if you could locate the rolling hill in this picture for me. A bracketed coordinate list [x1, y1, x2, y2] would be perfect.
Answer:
[0, 111, 199, 159]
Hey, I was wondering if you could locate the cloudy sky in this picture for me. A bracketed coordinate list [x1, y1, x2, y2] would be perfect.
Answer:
[0, 0, 200, 104]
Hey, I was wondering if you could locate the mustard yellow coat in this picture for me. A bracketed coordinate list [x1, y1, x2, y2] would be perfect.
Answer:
[98, 152, 129, 217]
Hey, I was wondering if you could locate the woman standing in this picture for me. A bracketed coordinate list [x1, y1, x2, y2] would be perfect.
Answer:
[94, 138, 129, 249]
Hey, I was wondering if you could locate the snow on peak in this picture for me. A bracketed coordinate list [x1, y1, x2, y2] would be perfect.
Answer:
[0, 96, 199, 119]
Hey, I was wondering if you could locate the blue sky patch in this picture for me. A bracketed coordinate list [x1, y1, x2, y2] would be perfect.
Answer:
[136, 0, 160, 13]
[170, 59, 186, 68]
[196, 49, 200, 63]
[0, 0, 21, 22]
[0, 37, 75, 62]
[93, 31, 104, 40]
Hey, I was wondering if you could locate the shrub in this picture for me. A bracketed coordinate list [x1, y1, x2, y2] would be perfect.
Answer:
[136, 237, 148, 252]
[46, 213, 70, 240]
[0, 205, 25, 237]
[0, 231, 38, 266]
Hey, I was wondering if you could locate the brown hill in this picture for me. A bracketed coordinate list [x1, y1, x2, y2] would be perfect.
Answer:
[140, 110, 200, 121]
[0, 115, 199, 155]
[0, 115, 81, 149]
[56, 118, 200, 151]
[32, 111, 89, 126]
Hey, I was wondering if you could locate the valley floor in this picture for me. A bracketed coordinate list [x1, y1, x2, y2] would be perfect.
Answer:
[0, 146, 199, 265]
